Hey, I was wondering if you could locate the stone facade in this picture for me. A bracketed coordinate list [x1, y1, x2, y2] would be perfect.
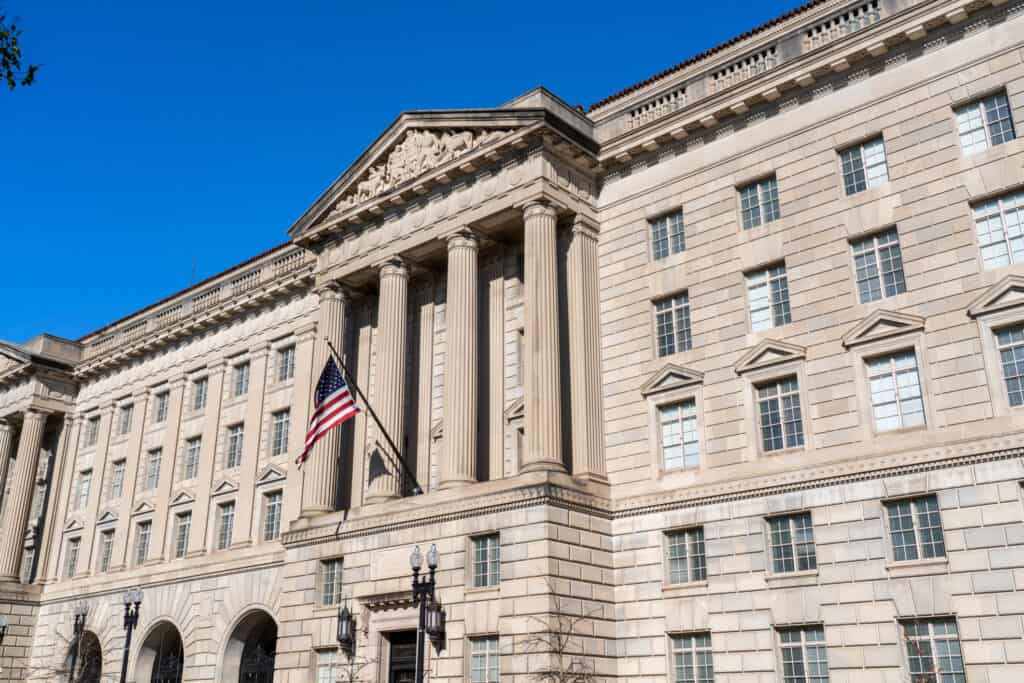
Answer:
[1, 0, 1024, 681]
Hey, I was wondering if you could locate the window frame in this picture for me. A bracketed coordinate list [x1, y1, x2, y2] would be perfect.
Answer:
[216, 501, 235, 551]
[270, 409, 291, 458]
[745, 263, 793, 333]
[109, 459, 126, 499]
[319, 557, 344, 606]
[738, 174, 781, 230]
[899, 617, 966, 683]
[469, 533, 501, 590]
[277, 344, 297, 383]
[262, 490, 283, 542]
[232, 361, 250, 397]
[865, 349, 927, 433]
[649, 208, 686, 262]
[117, 403, 134, 436]
[144, 448, 162, 491]
[755, 375, 806, 454]
[153, 391, 170, 424]
[83, 415, 101, 449]
[970, 189, 1024, 270]
[653, 291, 693, 358]
[225, 423, 244, 469]
[667, 632, 714, 683]
[663, 526, 708, 586]
[741, 360, 811, 460]
[954, 89, 1016, 155]
[883, 494, 947, 565]
[849, 227, 907, 304]
[75, 469, 92, 511]
[466, 635, 500, 683]
[847, 330, 934, 441]
[647, 382, 706, 479]
[776, 624, 830, 683]
[134, 520, 152, 566]
[838, 135, 889, 196]
[182, 436, 202, 481]
[63, 537, 81, 579]
[97, 529, 114, 573]
[192, 376, 209, 411]
[765, 511, 818, 576]
[974, 305, 1024, 418]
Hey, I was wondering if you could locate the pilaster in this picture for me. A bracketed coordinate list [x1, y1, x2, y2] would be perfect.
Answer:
[0, 420, 14, 517]
[0, 409, 49, 581]
[74, 403, 113, 578]
[235, 345, 269, 544]
[150, 376, 187, 561]
[188, 362, 227, 556]
[38, 414, 77, 583]
[486, 255, 506, 481]
[111, 390, 150, 570]
[284, 323, 318, 527]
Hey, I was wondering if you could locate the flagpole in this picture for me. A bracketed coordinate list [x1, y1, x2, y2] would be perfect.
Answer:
[323, 338, 423, 495]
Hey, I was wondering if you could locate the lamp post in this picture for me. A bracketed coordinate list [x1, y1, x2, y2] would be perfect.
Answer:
[119, 589, 142, 683]
[410, 544, 445, 683]
[0, 615, 7, 677]
[68, 601, 89, 683]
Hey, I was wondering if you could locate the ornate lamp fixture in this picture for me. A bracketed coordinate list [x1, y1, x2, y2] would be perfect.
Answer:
[0, 614, 8, 647]
[336, 602, 356, 658]
[119, 588, 143, 683]
[68, 601, 89, 682]
[410, 544, 443, 683]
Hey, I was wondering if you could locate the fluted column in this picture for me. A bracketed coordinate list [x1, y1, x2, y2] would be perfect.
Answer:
[567, 216, 608, 482]
[366, 258, 409, 502]
[441, 230, 480, 488]
[522, 202, 566, 473]
[302, 284, 350, 516]
[0, 409, 48, 581]
[0, 419, 14, 516]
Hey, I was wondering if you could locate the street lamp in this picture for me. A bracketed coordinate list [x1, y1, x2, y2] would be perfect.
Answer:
[0, 614, 8, 647]
[336, 602, 356, 658]
[410, 544, 445, 683]
[68, 601, 89, 683]
[119, 588, 142, 683]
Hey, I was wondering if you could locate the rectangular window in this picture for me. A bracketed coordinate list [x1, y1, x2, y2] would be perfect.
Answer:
[469, 636, 500, 683]
[98, 530, 114, 573]
[768, 512, 817, 573]
[956, 91, 1015, 155]
[226, 424, 244, 468]
[665, 527, 706, 584]
[651, 210, 686, 261]
[851, 228, 906, 303]
[316, 650, 339, 683]
[144, 448, 161, 490]
[233, 362, 250, 397]
[902, 619, 965, 683]
[263, 491, 282, 541]
[747, 264, 791, 332]
[118, 403, 134, 435]
[83, 416, 100, 448]
[277, 345, 296, 382]
[670, 632, 714, 683]
[739, 175, 781, 229]
[655, 293, 693, 357]
[757, 376, 804, 452]
[109, 460, 125, 499]
[217, 502, 235, 550]
[153, 391, 169, 424]
[997, 325, 1024, 406]
[660, 400, 699, 470]
[779, 626, 830, 683]
[473, 534, 500, 588]
[271, 410, 290, 457]
[973, 189, 1024, 269]
[886, 495, 945, 562]
[193, 377, 209, 411]
[75, 470, 92, 511]
[63, 538, 80, 579]
[174, 512, 191, 559]
[840, 136, 888, 195]
[135, 521, 151, 565]
[320, 558, 344, 606]
[183, 437, 201, 480]
[867, 351, 925, 431]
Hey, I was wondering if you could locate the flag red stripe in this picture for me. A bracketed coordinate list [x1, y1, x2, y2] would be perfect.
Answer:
[304, 397, 356, 446]
[310, 388, 352, 419]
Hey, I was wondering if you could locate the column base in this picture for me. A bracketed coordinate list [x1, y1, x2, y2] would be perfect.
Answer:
[299, 505, 334, 519]
[439, 477, 476, 490]
[519, 460, 567, 474]
[364, 493, 399, 505]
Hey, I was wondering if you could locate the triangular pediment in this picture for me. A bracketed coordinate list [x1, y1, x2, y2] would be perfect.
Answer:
[256, 465, 285, 486]
[96, 510, 118, 525]
[132, 501, 155, 516]
[968, 275, 1024, 318]
[734, 339, 806, 375]
[640, 363, 704, 397]
[64, 516, 84, 533]
[212, 479, 238, 497]
[504, 397, 525, 424]
[842, 310, 925, 348]
[169, 491, 195, 507]
[0, 341, 31, 379]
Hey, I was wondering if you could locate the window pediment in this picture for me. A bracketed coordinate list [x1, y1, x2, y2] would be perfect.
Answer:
[96, 510, 118, 525]
[842, 309, 925, 348]
[169, 491, 195, 507]
[640, 363, 704, 397]
[734, 339, 806, 375]
[212, 479, 239, 497]
[256, 465, 285, 486]
[132, 501, 155, 516]
[968, 275, 1024, 318]
[63, 517, 84, 533]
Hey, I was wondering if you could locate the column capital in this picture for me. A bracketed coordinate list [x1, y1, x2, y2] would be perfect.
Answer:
[314, 279, 354, 303]
[376, 256, 410, 279]
[294, 322, 319, 343]
[444, 228, 482, 251]
[0, 418, 13, 434]
[571, 214, 600, 240]
[522, 201, 559, 221]
[22, 408, 50, 424]
[99, 401, 116, 414]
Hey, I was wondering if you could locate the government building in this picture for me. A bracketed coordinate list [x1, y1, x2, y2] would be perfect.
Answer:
[3, 0, 1024, 680]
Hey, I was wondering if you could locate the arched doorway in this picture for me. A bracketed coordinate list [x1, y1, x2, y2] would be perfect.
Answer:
[135, 621, 184, 683]
[222, 609, 277, 683]
[64, 631, 102, 683]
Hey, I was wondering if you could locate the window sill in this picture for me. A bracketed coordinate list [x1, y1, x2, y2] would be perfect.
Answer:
[761, 446, 806, 458]
[765, 569, 819, 587]
[886, 557, 948, 577]
[873, 425, 928, 438]
[465, 585, 500, 599]
[661, 580, 708, 597]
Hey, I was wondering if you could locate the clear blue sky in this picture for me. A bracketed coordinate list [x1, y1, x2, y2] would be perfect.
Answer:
[2, 0, 798, 344]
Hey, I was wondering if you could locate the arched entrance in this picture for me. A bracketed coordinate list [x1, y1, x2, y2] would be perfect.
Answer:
[64, 630, 102, 683]
[222, 609, 277, 683]
[135, 621, 184, 683]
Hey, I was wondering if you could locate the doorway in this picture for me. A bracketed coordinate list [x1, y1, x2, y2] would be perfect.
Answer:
[386, 630, 416, 683]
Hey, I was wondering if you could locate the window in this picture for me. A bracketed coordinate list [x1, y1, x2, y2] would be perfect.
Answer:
[263, 491, 282, 541]
[217, 502, 235, 550]
[174, 512, 191, 559]
[886, 495, 945, 562]
[193, 377, 209, 411]
[851, 229, 906, 303]
[469, 637, 500, 683]
[867, 351, 925, 431]
[902, 619, 965, 683]
[956, 91, 1015, 154]
[747, 264, 791, 332]
[739, 175, 780, 229]
[973, 189, 1024, 269]
[320, 558, 344, 606]
[756, 377, 804, 452]
[277, 345, 296, 382]
[316, 650, 340, 683]
[63, 538, 80, 579]
[83, 416, 100, 448]
[651, 210, 686, 260]
[118, 403, 134, 435]
[226, 424, 244, 468]
[153, 391, 169, 424]
[665, 527, 706, 584]
[472, 534, 500, 588]
[135, 521, 152, 565]
[996, 325, 1024, 406]
[655, 293, 692, 357]
[75, 470, 92, 511]
[144, 448, 161, 490]
[233, 362, 250, 397]
[109, 460, 126, 499]
[660, 400, 699, 470]
[98, 530, 114, 573]
[670, 633, 714, 683]
[768, 512, 817, 573]
[183, 437, 201, 480]
[271, 410, 290, 457]
[840, 136, 888, 195]
[779, 626, 829, 683]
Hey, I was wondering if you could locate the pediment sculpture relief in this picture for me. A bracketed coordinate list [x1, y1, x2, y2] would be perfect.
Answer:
[333, 129, 511, 212]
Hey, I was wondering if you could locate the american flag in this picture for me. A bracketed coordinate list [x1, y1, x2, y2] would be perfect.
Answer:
[296, 357, 360, 468]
